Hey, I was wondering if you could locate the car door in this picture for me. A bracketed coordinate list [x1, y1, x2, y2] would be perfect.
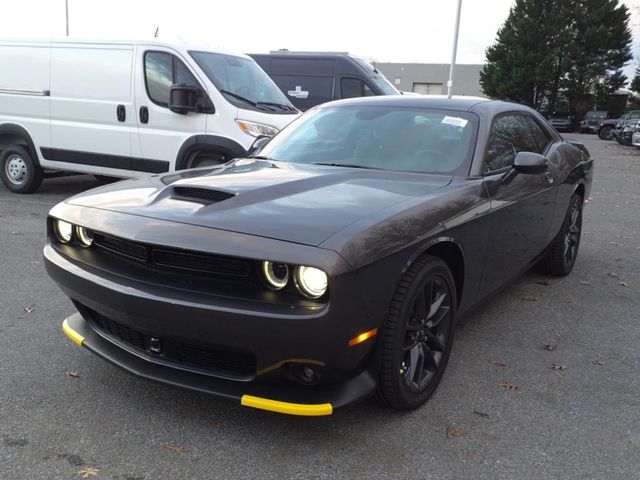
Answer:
[479, 113, 558, 297]
[134, 48, 207, 172]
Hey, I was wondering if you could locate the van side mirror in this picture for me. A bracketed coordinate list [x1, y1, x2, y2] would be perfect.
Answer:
[169, 85, 214, 115]
[513, 151, 547, 174]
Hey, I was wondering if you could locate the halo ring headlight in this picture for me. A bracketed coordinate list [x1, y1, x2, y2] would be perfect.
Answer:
[262, 261, 290, 290]
[76, 226, 94, 247]
[295, 266, 328, 299]
[54, 219, 74, 244]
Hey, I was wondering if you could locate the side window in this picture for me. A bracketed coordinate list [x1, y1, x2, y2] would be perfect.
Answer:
[145, 52, 172, 106]
[271, 75, 333, 111]
[144, 51, 201, 107]
[520, 116, 550, 154]
[485, 114, 552, 172]
[341, 78, 376, 99]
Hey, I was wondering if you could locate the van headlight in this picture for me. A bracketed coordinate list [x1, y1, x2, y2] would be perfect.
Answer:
[294, 266, 328, 299]
[53, 219, 74, 244]
[235, 120, 279, 138]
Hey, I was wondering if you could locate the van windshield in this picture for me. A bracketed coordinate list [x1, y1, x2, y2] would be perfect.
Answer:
[190, 51, 296, 113]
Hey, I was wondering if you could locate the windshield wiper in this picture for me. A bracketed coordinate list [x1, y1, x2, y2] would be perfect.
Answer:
[219, 90, 278, 112]
[257, 101, 296, 112]
[313, 162, 381, 170]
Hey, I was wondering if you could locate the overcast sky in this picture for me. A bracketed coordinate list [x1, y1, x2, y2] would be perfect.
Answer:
[3, 0, 640, 78]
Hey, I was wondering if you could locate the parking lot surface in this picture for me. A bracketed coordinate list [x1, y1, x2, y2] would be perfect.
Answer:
[1, 135, 638, 479]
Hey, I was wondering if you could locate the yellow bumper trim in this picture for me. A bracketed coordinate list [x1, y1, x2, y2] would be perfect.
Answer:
[241, 395, 333, 416]
[62, 318, 85, 346]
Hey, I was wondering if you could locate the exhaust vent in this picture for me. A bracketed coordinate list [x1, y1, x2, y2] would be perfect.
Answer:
[172, 186, 236, 204]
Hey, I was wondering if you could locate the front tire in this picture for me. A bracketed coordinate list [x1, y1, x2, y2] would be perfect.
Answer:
[542, 193, 583, 276]
[0, 145, 43, 194]
[598, 126, 613, 140]
[377, 256, 456, 410]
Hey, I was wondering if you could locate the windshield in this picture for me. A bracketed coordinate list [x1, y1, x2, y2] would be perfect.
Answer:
[259, 106, 478, 175]
[370, 74, 400, 95]
[189, 51, 296, 113]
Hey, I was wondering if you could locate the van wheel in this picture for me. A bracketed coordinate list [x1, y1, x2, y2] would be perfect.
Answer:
[0, 145, 43, 194]
[186, 151, 227, 169]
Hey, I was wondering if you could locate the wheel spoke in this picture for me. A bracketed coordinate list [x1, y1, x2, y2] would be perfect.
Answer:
[424, 330, 445, 352]
[406, 343, 424, 386]
[428, 291, 447, 320]
[420, 341, 439, 371]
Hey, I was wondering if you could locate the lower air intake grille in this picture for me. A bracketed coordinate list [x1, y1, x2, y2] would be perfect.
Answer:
[86, 309, 257, 379]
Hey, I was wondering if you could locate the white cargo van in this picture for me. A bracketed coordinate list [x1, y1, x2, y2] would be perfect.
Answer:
[0, 39, 299, 193]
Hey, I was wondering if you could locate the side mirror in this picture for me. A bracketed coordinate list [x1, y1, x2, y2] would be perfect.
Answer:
[249, 136, 271, 156]
[513, 151, 547, 174]
[169, 85, 214, 115]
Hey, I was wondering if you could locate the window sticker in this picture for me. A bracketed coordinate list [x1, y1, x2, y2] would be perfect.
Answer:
[441, 116, 468, 128]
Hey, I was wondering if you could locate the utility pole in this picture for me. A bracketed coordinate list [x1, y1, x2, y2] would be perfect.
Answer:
[65, 0, 69, 36]
[447, 0, 462, 98]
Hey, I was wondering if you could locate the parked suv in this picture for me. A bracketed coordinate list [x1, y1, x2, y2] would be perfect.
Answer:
[548, 112, 574, 132]
[580, 110, 607, 133]
[614, 111, 640, 145]
[0, 39, 299, 193]
[249, 51, 399, 111]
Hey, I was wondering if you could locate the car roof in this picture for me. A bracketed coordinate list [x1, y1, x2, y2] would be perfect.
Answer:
[315, 95, 514, 113]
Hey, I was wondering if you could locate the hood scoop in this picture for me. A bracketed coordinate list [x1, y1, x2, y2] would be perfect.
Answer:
[171, 186, 236, 204]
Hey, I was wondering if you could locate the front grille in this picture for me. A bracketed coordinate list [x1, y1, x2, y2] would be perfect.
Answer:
[86, 309, 257, 379]
[92, 233, 253, 279]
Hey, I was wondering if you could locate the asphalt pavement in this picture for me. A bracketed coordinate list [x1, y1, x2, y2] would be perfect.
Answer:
[0, 135, 638, 479]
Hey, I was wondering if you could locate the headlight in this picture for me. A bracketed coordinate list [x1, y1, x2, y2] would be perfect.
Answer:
[235, 119, 279, 138]
[294, 266, 328, 299]
[76, 226, 94, 247]
[262, 261, 289, 290]
[53, 219, 74, 243]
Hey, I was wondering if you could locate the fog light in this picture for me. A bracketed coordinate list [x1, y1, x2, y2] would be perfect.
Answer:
[294, 266, 328, 299]
[54, 219, 73, 244]
[291, 364, 320, 386]
[262, 261, 289, 290]
[76, 226, 94, 247]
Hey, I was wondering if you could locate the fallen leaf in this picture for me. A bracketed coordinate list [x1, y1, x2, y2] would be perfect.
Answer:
[544, 344, 557, 352]
[549, 363, 567, 370]
[498, 382, 519, 391]
[23, 307, 34, 314]
[579, 281, 591, 286]
[610, 242, 623, 246]
[473, 410, 490, 418]
[607, 272, 619, 278]
[521, 295, 538, 302]
[591, 359, 606, 366]
[78, 467, 100, 479]
[618, 281, 629, 288]
[614, 258, 622, 261]
[487, 359, 507, 367]
[446, 425, 466, 438]
[536, 279, 552, 286]
[163, 444, 185, 454]
[65, 371, 80, 378]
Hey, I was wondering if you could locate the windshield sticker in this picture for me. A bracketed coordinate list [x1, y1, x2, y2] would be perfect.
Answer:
[441, 116, 468, 128]
[288, 85, 309, 99]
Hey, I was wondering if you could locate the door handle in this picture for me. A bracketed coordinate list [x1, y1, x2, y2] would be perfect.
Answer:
[116, 104, 126, 122]
[139, 106, 149, 124]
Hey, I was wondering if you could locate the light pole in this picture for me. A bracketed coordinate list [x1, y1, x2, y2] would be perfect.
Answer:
[65, 0, 69, 36]
[447, 0, 462, 98]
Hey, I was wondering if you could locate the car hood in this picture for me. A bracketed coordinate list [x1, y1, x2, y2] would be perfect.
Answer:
[66, 159, 452, 246]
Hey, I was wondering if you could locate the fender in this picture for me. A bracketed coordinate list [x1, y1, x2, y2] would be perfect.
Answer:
[0, 123, 41, 166]
[175, 135, 248, 170]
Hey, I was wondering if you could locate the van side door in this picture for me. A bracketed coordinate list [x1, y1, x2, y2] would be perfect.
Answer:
[48, 43, 134, 174]
[133, 47, 207, 172]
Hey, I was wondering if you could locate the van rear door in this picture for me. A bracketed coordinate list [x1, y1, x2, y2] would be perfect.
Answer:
[48, 42, 135, 174]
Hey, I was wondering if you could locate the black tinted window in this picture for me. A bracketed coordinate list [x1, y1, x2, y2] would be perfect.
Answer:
[485, 114, 548, 172]
[341, 78, 375, 99]
[144, 52, 201, 107]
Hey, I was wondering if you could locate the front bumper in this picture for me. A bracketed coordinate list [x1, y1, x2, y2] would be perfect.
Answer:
[632, 132, 640, 147]
[61, 314, 375, 415]
[45, 238, 380, 415]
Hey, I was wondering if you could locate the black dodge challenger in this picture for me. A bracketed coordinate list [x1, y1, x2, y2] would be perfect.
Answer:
[45, 96, 593, 416]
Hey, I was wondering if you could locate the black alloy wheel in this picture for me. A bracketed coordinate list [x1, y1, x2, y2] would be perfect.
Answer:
[377, 256, 456, 410]
[542, 193, 583, 276]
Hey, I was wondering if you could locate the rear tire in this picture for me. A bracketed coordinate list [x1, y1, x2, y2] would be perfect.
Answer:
[541, 193, 582, 276]
[377, 255, 456, 410]
[0, 145, 43, 194]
